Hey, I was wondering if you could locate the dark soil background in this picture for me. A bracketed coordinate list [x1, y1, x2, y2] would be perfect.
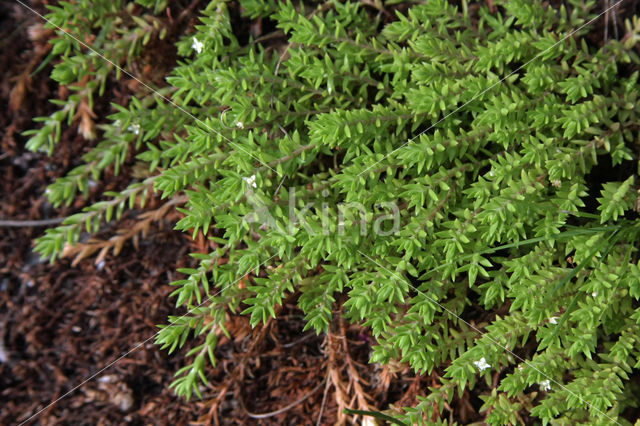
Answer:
[1, 0, 639, 425]
[0, 1, 430, 425]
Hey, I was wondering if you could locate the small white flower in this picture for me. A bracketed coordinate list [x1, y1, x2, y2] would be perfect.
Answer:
[592, 291, 598, 297]
[236, 121, 244, 129]
[518, 365, 524, 371]
[192, 37, 204, 54]
[540, 379, 551, 391]
[549, 316, 559, 325]
[488, 170, 495, 177]
[473, 357, 491, 372]
[128, 123, 140, 135]
[243, 175, 257, 188]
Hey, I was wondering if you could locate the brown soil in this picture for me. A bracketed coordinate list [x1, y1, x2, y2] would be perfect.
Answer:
[3, 1, 638, 425]
[0, 2, 432, 425]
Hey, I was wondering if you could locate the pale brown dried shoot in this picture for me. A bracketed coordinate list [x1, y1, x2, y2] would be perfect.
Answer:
[62, 195, 187, 266]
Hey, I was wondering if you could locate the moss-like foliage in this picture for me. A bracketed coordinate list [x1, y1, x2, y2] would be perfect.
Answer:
[30, 0, 640, 423]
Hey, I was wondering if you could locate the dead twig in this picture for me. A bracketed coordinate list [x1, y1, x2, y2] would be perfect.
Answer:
[0, 217, 65, 227]
[605, 0, 610, 44]
[62, 195, 188, 266]
[242, 379, 325, 419]
[612, 0, 619, 40]
[339, 313, 374, 415]
[326, 331, 349, 425]
[316, 370, 332, 426]
[281, 331, 315, 348]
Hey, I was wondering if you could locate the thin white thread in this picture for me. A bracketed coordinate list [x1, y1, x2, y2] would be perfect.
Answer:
[13, 0, 278, 176]
[9, 3, 285, 422]
[357, 249, 622, 425]
[14, 0, 628, 424]
[18, 252, 279, 425]
[357, 0, 627, 178]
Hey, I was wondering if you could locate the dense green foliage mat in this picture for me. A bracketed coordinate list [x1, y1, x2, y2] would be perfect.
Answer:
[28, 0, 640, 423]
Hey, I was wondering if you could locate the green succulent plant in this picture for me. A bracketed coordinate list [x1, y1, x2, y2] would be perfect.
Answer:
[28, 0, 640, 423]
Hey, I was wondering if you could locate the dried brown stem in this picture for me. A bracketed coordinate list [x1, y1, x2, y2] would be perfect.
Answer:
[0, 217, 65, 227]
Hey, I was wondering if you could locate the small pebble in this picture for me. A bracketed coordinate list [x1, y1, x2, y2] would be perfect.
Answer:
[0, 343, 8, 363]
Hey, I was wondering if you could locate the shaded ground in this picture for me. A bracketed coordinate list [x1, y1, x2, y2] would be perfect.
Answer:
[3, 0, 639, 424]
[0, 5, 207, 424]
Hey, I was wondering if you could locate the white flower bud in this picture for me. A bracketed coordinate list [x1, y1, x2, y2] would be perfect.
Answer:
[243, 175, 257, 188]
[540, 379, 551, 391]
[192, 37, 204, 54]
[473, 357, 491, 372]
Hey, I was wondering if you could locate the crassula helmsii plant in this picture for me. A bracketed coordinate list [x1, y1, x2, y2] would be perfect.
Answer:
[26, 0, 640, 423]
